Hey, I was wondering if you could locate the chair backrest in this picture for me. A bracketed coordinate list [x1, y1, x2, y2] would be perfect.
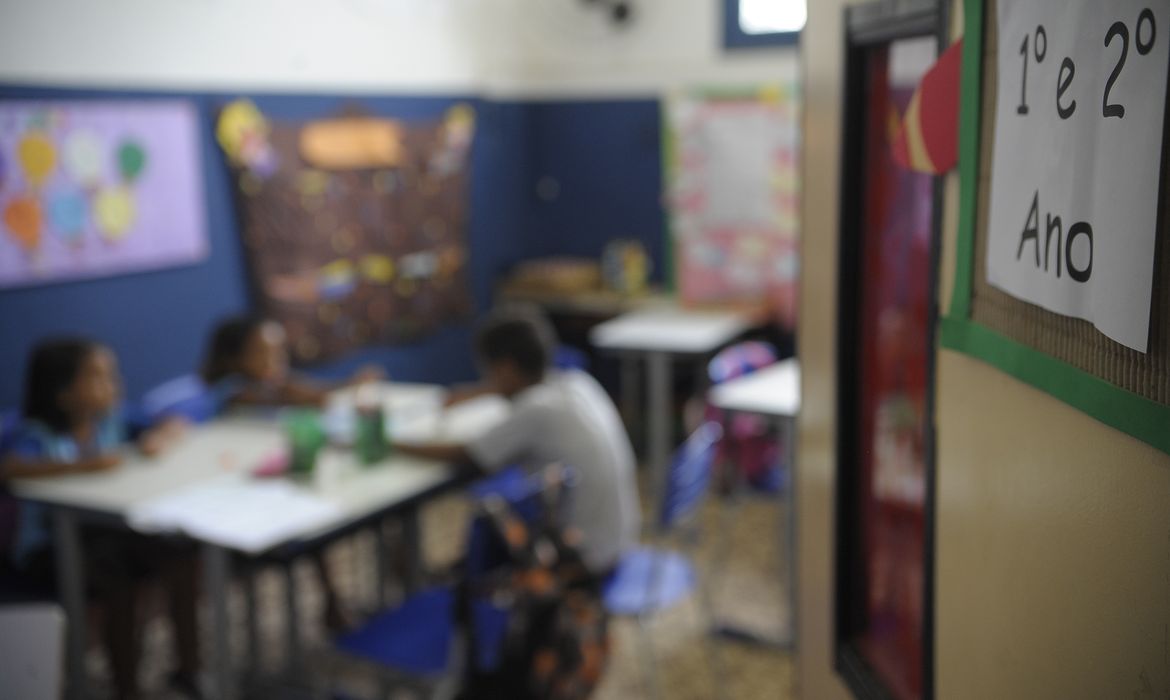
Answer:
[659, 422, 723, 530]
[140, 374, 219, 424]
[707, 341, 778, 385]
[553, 345, 589, 372]
[465, 464, 576, 578]
[0, 411, 22, 561]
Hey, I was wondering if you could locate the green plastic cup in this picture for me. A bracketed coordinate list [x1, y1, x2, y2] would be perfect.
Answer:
[284, 410, 326, 477]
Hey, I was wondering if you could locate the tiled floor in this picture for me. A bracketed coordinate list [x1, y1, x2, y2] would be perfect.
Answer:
[95, 476, 795, 699]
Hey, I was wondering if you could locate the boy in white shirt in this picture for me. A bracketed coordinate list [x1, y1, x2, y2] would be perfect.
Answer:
[395, 311, 641, 575]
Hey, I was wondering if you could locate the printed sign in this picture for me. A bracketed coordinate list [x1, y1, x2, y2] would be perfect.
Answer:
[986, 0, 1170, 352]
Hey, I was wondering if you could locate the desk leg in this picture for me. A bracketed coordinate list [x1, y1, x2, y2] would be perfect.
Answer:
[375, 522, 390, 607]
[203, 543, 232, 699]
[243, 570, 260, 680]
[283, 562, 303, 675]
[53, 511, 86, 700]
[646, 351, 672, 493]
[401, 506, 422, 594]
[782, 414, 799, 650]
[620, 355, 640, 443]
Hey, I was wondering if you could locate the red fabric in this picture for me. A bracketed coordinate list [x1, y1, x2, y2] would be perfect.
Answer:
[892, 39, 963, 174]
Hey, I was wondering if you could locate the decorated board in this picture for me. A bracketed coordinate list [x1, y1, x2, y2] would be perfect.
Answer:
[942, 0, 1170, 455]
[218, 101, 474, 364]
[0, 101, 207, 288]
[664, 85, 800, 318]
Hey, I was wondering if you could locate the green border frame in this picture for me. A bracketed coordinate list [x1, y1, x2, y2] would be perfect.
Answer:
[940, 0, 1170, 455]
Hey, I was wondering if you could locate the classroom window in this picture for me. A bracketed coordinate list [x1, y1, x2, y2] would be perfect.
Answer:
[723, 0, 804, 49]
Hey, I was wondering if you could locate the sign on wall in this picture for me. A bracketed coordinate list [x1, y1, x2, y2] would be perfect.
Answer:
[664, 85, 800, 314]
[986, 0, 1170, 352]
[0, 101, 207, 288]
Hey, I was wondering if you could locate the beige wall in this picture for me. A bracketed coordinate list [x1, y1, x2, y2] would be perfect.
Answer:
[0, 0, 797, 96]
[798, 0, 1170, 698]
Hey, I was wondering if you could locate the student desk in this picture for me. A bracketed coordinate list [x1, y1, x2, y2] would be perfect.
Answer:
[590, 305, 754, 478]
[9, 384, 507, 700]
[707, 359, 800, 649]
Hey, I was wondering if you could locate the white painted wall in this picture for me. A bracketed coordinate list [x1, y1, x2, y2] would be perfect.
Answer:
[0, 0, 797, 95]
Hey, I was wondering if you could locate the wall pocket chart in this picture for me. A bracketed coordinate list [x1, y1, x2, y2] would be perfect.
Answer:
[0, 100, 208, 288]
[986, 0, 1170, 352]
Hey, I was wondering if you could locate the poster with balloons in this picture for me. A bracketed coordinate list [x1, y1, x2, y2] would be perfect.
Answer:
[0, 101, 207, 288]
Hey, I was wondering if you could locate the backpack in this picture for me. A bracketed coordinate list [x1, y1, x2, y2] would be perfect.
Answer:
[457, 493, 611, 700]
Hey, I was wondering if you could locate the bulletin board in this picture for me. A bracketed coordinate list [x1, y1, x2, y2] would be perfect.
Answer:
[0, 100, 207, 288]
[941, 0, 1170, 455]
[663, 85, 800, 317]
[219, 101, 474, 364]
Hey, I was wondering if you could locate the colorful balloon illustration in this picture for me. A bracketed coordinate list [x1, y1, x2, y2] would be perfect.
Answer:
[118, 141, 147, 182]
[94, 186, 137, 240]
[3, 196, 44, 252]
[63, 130, 104, 187]
[217, 100, 267, 162]
[18, 133, 56, 187]
[48, 191, 88, 243]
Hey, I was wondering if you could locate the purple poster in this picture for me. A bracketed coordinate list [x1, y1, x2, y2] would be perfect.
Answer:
[0, 100, 207, 288]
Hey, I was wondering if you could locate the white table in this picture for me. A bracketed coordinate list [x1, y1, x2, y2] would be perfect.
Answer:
[590, 305, 753, 477]
[9, 384, 507, 700]
[707, 359, 800, 649]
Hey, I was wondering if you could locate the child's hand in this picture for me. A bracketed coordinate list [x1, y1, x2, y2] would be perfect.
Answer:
[139, 416, 189, 457]
[79, 453, 122, 473]
[443, 383, 491, 408]
[443, 387, 475, 408]
[350, 365, 386, 385]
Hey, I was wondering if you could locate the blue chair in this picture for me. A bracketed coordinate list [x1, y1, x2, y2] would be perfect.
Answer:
[602, 422, 725, 699]
[320, 466, 573, 699]
[553, 344, 589, 372]
[139, 374, 222, 424]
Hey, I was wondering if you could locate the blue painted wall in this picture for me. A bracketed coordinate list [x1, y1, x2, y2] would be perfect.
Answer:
[0, 87, 664, 408]
[524, 100, 665, 282]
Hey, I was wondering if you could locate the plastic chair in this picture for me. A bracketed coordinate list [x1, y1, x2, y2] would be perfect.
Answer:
[553, 344, 590, 372]
[705, 341, 783, 493]
[602, 422, 725, 700]
[318, 465, 573, 699]
[139, 374, 222, 424]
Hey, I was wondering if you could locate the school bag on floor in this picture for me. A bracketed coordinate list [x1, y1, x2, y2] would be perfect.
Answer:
[456, 489, 610, 700]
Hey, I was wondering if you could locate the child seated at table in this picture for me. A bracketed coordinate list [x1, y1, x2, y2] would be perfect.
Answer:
[200, 315, 382, 632]
[201, 316, 382, 410]
[395, 309, 642, 577]
[1, 338, 200, 699]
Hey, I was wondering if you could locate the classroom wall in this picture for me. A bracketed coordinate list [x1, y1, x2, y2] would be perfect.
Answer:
[0, 88, 533, 407]
[796, 0, 856, 695]
[0, 1, 796, 407]
[0, 0, 798, 96]
[798, 0, 1170, 698]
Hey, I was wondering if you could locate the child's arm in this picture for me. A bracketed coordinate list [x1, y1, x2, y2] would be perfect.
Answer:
[0, 452, 121, 479]
[228, 379, 329, 408]
[394, 441, 473, 465]
[138, 415, 189, 457]
[443, 382, 497, 408]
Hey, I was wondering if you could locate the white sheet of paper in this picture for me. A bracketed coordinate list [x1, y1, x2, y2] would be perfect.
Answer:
[986, 0, 1169, 352]
[127, 479, 340, 554]
[703, 111, 778, 229]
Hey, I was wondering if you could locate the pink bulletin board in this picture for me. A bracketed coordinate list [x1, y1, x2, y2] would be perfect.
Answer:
[664, 85, 800, 324]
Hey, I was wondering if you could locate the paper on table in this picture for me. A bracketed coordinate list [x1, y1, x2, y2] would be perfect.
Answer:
[127, 479, 340, 554]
